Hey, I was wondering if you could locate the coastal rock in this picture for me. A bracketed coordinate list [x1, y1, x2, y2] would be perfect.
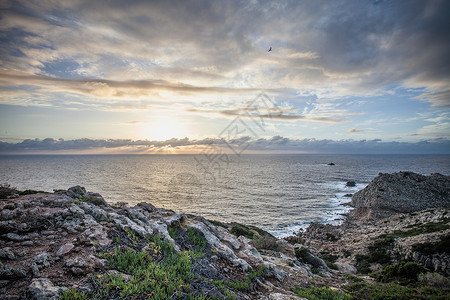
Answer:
[350, 172, 450, 222]
[0, 248, 15, 260]
[28, 278, 65, 300]
[346, 181, 356, 187]
[56, 243, 74, 257]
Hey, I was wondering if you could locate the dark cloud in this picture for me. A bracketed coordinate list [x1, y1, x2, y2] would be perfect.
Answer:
[0, 70, 269, 98]
[187, 108, 346, 123]
[347, 128, 363, 133]
[1, 136, 448, 154]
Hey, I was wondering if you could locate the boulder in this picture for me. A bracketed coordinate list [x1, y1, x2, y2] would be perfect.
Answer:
[28, 278, 65, 300]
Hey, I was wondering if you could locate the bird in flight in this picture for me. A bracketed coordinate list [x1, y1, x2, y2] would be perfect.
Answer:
[268, 47, 272, 52]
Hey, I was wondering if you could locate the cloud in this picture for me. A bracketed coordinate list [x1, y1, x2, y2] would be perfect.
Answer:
[1, 0, 449, 106]
[0, 70, 270, 99]
[347, 128, 363, 133]
[187, 108, 346, 123]
[1, 136, 448, 155]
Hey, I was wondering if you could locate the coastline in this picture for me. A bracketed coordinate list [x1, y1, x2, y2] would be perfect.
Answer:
[1, 171, 449, 299]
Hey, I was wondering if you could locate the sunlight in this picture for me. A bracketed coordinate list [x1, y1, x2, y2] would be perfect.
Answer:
[140, 116, 188, 141]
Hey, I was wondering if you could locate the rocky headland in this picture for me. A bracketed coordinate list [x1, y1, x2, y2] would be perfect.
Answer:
[1, 171, 449, 299]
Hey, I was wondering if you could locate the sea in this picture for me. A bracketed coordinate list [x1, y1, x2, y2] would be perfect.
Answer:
[1, 154, 449, 237]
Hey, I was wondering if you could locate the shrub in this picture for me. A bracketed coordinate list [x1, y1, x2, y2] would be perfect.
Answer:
[345, 281, 450, 300]
[253, 234, 282, 251]
[376, 262, 426, 284]
[58, 289, 87, 300]
[0, 183, 18, 199]
[293, 285, 352, 300]
[230, 224, 254, 239]
[412, 234, 450, 255]
[418, 272, 450, 288]
[295, 247, 308, 260]
[18, 189, 46, 195]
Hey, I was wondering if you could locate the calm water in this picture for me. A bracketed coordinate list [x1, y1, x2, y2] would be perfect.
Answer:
[1, 154, 449, 237]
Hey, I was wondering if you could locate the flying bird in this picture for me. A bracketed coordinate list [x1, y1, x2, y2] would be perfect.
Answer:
[268, 47, 272, 52]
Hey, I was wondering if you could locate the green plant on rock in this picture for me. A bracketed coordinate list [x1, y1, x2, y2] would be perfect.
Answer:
[0, 183, 18, 199]
[230, 224, 254, 239]
[376, 262, 427, 284]
[293, 285, 352, 300]
[344, 280, 450, 300]
[95, 234, 195, 299]
[412, 234, 450, 255]
[295, 247, 308, 260]
[186, 227, 207, 251]
[252, 234, 282, 251]
[58, 289, 87, 300]
[168, 226, 177, 239]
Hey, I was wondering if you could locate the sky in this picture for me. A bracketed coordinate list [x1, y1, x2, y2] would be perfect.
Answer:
[0, 0, 449, 154]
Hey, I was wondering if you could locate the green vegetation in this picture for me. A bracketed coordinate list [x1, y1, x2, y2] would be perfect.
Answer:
[230, 224, 254, 239]
[207, 219, 227, 228]
[295, 247, 308, 260]
[168, 226, 177, 239]
[58, 289, 87, 300]
[376, 262, 426, 284]
[394, 220, 449, 238]
[320, 252, 339, 270]
[326, 233, 339, 242]
[412, 234, 450, 255]
[252, 233, 282, 251]
[344, 280, 450, 300]
[18, 189, 46, 195]
[355, 234, 394, 274]
[0, 183, 18, 199]
[186, 227, 207, 251]
[311, 267, 321, 275]
[79, 195, 104, 205]
[213, 265, 266, 294]
[293, 285, 352, 300]
[96, 234, 196, 299]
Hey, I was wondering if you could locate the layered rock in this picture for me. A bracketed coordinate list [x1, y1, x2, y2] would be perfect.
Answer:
[0, 186, 333, 299]
[349, 172, 450, 223]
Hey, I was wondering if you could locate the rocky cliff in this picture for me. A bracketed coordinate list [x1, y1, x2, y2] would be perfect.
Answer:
[1, 171, 449, 299]
[0, 185, 340, 300]
[349, 172, 450, 223]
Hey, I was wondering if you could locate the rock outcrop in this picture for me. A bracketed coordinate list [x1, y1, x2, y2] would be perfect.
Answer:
[0, 186, 333, 299]
[349, 172, 450, 223]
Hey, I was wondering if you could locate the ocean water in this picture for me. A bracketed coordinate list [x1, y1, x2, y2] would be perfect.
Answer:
[1, 154, 449, 237]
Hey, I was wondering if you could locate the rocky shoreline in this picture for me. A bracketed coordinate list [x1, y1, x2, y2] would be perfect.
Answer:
[1, 171, 449, 299]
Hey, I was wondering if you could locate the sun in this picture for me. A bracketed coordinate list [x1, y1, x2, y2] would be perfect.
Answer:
[139, 116, 189, 141]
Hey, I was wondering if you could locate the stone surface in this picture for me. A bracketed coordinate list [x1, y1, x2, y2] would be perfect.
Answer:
[28, 278, 65, 300]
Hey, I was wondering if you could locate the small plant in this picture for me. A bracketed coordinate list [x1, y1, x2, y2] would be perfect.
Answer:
[311, 267, 321, 275]
[295, 247, 308, 260]
[293, 285, 352, 300]
[58, 289, 87, 300]
[168, 226, 177, 239]
[186, 227, 207, 251]
[79, 195, 104, 206]
[0, 183, 18, 199]
[111, 201, 128, 209]
[230, 224, 254, 239]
